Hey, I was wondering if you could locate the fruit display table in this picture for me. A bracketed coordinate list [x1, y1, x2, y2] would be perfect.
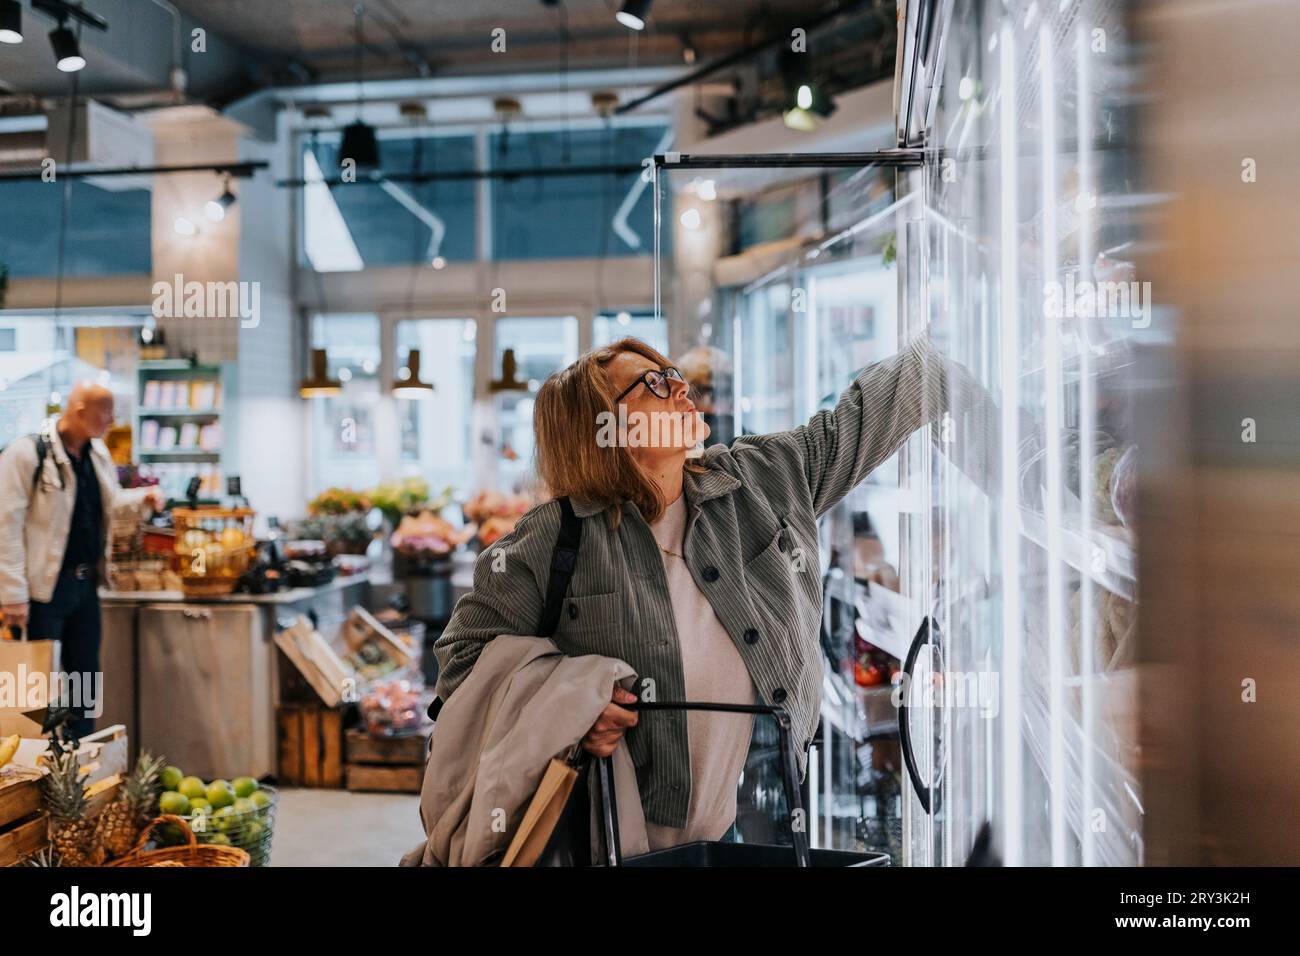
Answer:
[98, 575, 371, 781]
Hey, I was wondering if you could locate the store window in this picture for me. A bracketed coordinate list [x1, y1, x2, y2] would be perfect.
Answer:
[301, 132, 478, 271]
[491, 316, 578, 491]
[309, 313, 382, 493]
[394, 319, 477, 496]
[0, 180, 151, 277]
[592, 311, 666, 355]
[0, 313, 143, 451]
[488, 125, 667, 261]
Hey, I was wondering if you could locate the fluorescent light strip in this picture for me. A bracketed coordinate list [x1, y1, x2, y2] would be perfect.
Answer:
[1075, 21, 1099, 869]
[1040, 22, 1068, 868]
[997, 20, 1024, 868]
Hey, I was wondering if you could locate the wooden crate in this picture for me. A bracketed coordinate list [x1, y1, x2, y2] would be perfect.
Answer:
[344, 728, 429, 794]
[0, 773, 122, 867]
[276, 704, 344, 787]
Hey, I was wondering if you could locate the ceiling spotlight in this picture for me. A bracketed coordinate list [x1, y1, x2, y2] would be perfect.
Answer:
[616, 311, 632, 326]
[204, 175, 236, 222]
[431, 255, 446, 270]
[173, 216, 196, 236]
[616, 0, 652, 31]
[300, 348, 343, 398]
[680, 207, 701, 230]
[0, 0, 23, 45]
[393, 349, 435, 397]
[695, 179, 717, 201]
[49, 23, 84, 72]
[780, 50, 835, 131]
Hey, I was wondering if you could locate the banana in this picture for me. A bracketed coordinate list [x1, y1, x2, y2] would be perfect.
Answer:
[0, 733, 20, 770]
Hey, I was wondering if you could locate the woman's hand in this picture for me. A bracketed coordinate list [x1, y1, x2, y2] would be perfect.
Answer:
[581, 685, 639, 757]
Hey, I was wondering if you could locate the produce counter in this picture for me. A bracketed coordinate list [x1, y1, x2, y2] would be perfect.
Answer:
[98, 575, 371, 781]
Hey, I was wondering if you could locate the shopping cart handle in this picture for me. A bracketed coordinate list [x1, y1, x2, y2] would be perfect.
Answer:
[595, 698, 812, 868]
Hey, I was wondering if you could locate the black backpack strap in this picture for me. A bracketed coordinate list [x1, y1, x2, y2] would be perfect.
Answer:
[535, 496, 583, 639]
[425, 496, 585, 723]
[30, 433, 51, 494]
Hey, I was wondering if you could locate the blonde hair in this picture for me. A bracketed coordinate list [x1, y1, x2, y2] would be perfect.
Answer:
[534, 337, 698, 527]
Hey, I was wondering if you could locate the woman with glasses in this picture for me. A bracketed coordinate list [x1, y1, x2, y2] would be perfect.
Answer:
[434, 334, 972, 850]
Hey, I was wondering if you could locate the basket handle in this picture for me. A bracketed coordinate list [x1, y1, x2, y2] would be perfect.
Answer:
[124, 813, 197, 856]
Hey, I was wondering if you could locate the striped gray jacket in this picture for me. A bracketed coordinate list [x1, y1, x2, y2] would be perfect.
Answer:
[434, 336, 970, 829]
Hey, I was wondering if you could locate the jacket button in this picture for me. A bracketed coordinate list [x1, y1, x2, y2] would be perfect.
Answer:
[568, 602, 578, 619]
[743, 628, 760, 645]
[772, 687, 788, 704]
[702, 566, 720, 582]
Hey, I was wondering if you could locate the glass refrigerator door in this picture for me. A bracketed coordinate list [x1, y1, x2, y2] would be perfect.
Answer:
[654, 155, 922, 859]
[907, 0, 1144, 865]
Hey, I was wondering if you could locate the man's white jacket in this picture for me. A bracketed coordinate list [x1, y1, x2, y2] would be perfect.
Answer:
[0, 423, 151, 605]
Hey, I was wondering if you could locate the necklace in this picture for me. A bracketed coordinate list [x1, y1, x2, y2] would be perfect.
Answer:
[659, 546, 684, 560]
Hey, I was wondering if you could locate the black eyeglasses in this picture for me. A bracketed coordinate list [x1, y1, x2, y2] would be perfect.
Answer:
[614, 366, 685, 403]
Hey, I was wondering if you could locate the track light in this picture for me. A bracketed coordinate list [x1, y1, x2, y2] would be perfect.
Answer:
[616, 0, 652, 31]
[780, 51, 835, 131]
[393, 349, 435, 397]
[300, 349, 343, 398]
[0, 0, 22, 45]
[205, 175, 237, 222]
[49, 23, 84, 72]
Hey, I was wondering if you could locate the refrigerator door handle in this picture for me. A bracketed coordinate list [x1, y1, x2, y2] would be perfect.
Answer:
[899, 615, 936, 814]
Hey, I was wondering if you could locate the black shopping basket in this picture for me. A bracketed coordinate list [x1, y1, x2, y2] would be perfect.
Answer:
[591, 700, 891, 868]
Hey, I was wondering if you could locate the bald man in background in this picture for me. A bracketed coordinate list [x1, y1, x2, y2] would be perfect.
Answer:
[0, 381, 164, 737]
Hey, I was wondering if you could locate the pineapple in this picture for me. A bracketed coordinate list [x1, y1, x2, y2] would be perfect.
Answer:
[97, 751, 164, 859]
[42, 749, 105, 867]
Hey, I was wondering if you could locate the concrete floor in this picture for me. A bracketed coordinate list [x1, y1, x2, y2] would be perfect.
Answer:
[267, 787, 425, 867]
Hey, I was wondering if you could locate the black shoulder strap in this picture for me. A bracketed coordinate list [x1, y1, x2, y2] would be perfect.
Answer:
[535, 496, 584, 638]
[30, 433, 49, 494]
[426, 496, 584, 723]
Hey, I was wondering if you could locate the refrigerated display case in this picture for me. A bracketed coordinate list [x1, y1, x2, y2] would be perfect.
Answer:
[900, 0, 1146, 867]
[651, 1, 1147, 867]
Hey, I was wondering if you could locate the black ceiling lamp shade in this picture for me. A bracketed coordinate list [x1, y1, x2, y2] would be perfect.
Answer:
[616, 0, 652, 31]
[0, 0, 23, 45]
[339, 120, 379, 171]
[49, 23, 84, 71]
[340, 3, 380, 174]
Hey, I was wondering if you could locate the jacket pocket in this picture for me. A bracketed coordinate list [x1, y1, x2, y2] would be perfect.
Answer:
[554, 591, 624, 653]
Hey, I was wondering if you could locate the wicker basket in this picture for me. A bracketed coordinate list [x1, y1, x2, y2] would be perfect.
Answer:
[107, 814, 249, 867]
[172, 507, 256, 596]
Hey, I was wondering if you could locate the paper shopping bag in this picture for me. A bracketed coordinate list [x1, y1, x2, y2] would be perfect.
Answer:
[500, 756, 579, 867]
[0, 634, 61, 737]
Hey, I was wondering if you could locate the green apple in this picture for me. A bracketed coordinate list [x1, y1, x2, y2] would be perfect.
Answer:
[249, 790, 272, 809]
[232, 776, 258, 799]
[178, 776, 207, 800]
[159, 790, 190, 815]
[205, 779, 235, 809]
[160, 766, 185, 792]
